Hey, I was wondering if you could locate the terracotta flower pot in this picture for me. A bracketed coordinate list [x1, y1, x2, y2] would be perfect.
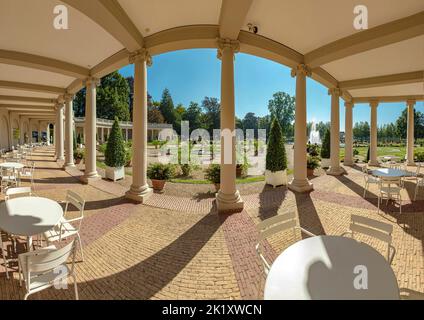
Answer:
[307, 168, 315, 176]
[75, 158, 82, 165]
[214, 183, 220, 192]
[152, 179, 166, 191]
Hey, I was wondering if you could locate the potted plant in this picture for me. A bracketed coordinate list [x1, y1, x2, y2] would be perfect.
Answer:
[147, 163, 175, 192]
[77, 133, 83, 148]
[73, 148, 84, 165]
[205, 164, 220, 192]
[104, 118, 126, 181]
[320, 128, 331, 168]
[307, 155, 320, 176]
[265, 118, 288, 188]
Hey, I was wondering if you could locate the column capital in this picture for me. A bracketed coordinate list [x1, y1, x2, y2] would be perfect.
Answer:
[54, 101, 64, 110]
[83, 77, 100, 87]
[406, 99, 416, 107]
[369, 99, 379, 108]
[63, 93, 74, 103]
[290, 64, 312, 78]
[129, 48, 152, 66]
[328, 87, 342, 97]
[217, 38, 240, 59]
[344, 101, 354, 108]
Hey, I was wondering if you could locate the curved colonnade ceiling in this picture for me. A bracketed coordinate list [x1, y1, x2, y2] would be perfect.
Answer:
[0, 0, 422, 119]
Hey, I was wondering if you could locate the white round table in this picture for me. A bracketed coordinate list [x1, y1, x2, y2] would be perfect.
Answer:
[371, 168, 410, 179]
[264, 236, 399, 300]
[0, 197, 63, 249]
[0, 162, 24, 170]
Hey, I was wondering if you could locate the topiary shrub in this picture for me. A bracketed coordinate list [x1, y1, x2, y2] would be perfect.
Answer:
[266, 118, 287, 172]
[320, 128, 331, 159]
[105, 118, 126, 168]
[366, 146, 370, 162]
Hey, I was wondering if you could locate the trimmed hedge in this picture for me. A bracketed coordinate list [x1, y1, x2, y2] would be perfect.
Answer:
[320, 128, 331, 159]
[266, 118, 287, 172]
[105, 118, 126, 168]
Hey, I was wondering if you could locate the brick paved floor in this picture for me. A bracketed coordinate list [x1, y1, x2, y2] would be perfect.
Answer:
[0, 147, 422, 299]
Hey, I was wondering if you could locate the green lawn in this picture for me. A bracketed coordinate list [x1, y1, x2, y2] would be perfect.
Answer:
[339, 146, 424, 160]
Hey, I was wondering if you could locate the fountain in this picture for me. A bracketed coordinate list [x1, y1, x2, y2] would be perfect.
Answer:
[309, 121, 321, 145]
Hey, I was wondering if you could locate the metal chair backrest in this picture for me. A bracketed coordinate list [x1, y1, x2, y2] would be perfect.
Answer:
[256, 211, 298, 241]
[24, 240, 76, 290]
[64, 190, 85, 230]
[5, 187, 32, 200]
[349, 214, 394, 261]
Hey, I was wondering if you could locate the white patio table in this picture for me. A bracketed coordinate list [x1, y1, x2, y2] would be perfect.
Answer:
[0, 162, 25, 170]
[371, 168, 412, 180]
[264, 236, 399, 300]
[0, 197, 63, 250]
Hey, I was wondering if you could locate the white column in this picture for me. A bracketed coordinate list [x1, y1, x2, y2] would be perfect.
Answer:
[125, 49, 153, 202]
[64, 94, 75, 168]
[407, 99, 416, 165]
[327, 88, 343, 175]
[81, 77, 101, 183]
[125, 128, 129, 141]
[289, 64, 313, 192]
[46, 124, 50, 145]
[216, 39, 244, 213]
[56, 103, 64, 160]
[101, 127, 104, 144]
[369, 100, 379, 166]
[344, 102, 354, 166]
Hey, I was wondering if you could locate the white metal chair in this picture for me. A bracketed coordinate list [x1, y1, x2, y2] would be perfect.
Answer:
[18, 240, 78, 300]
[342, 214, 396, 264]
[362, 165, 379, 198]
[43, 191, 85, 261]
[0, 167, 18, 193]
[377, 177, 403, 214]
[19, 161, 35, 188]
[5, 187, 32, 201]
[255, 211, 316, 276]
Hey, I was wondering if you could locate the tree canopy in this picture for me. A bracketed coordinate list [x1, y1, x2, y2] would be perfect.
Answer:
[268, 92, 295, 137]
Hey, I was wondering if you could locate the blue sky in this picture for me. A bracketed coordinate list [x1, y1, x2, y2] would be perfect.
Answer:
[119, 49, 423, 131]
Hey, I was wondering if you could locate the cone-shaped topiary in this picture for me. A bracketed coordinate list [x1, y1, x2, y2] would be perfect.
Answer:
[266, 117, 287, 172]
[320, 128, 331, 159]
[366, 146, 370, 162]
[105, 117, 126, 168]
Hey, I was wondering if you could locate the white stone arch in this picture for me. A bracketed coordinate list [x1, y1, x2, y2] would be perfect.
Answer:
[0, 116, 9, 150]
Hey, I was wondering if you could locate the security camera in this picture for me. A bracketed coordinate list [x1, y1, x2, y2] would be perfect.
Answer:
[247, 23, 258, 34]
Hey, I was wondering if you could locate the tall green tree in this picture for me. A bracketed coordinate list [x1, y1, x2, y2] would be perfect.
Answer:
[201, 97, 221, 134]
[268, 92, 295, 137]
[159, 88, 177, 125]
[105, 117, 126, 168]
[73, 88, 86, 117]
[183, 101, 202, 131]
[97, 71, 130, 121]
[266, 117, 287, 172]
[395, 108, 424, 139]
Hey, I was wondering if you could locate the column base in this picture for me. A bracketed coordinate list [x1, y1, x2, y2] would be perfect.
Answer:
[216, 190, 244, 213]
[56, 156, 64, 161]
[407, 161, 416, 166]
[343, 160, 354, 166]
[80, 173, 101, 184]
[327, 166, 344, 176]
[368, 160, 380, 167]
[63, 163, 75, 169]
[288, 178, 313, 193]
[125, 185, 153, 203]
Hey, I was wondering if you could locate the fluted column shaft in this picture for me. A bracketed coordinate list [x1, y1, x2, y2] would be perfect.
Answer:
[288, 64, 313, 192]
[369, 100, 379, 166]
[82, 77, 100, 182]
[64, 94, 75, 167]
[56, 104, 64, 160]
[327, 88, 343, 175]
[126, 49, 153, 202]
[407, 100, 416, 165]
[344, 102, 354, 166]
[216, 39, 244, 212]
